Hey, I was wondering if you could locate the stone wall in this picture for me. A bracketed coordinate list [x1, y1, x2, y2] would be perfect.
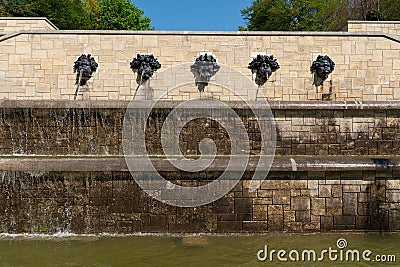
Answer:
[0, 30, 400, 101]
[0, 17, 58, 33]
[0, 101, 398, 233]
[0, 101, 399, 156]
[0, 170, 398, 233]
[0, 20, 399, 234]
[348, 21, 400, 37]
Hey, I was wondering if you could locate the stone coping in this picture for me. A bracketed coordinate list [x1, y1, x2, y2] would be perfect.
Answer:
[0, 17, 58, 30]
[1, 100, 400, 110]
[3, 29, 398, 36]
[0, 156, 399, 173]
[0, 29, 399, 43]
[348, 20, 400, 24]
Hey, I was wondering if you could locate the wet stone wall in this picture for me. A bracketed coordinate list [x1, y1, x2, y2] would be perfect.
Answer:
[0, 103, 399, 233]
[0, 171, 399, 234]
[0, 107, 399, 156]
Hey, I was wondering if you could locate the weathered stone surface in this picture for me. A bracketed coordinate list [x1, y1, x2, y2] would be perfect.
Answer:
[291, 197, 310, 211]
[321, 216, 334, 231]
[343, 193, 358, 215]
[253, 205, 267, 221]
[318, 185, 331, 197]
[0, 171, 399, 233]
[326, 198, 342, 215]
[311, 198, 326, 216]
[234, 198, 252, 214]
[268, 205, 283, 215]
[295, 211, 311, 223]
[1, 104, 400, 157]
[389, 210, 400, 230]
[243, 221, 268, 232]
[273, 190, 290, 205]
[334, 215, 356, 226]
[267, 215, 284, 231]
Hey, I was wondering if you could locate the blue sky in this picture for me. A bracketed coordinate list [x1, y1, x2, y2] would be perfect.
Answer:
[134, 0, 253, 31]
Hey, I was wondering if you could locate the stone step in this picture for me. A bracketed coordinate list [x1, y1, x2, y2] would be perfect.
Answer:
[0, 156, 399, 172]
[1, 99, 400, 110]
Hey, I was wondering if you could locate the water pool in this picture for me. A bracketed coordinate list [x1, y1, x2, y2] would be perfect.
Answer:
[0, 233, 398, 266]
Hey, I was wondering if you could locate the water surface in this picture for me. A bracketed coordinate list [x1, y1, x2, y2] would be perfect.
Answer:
[0, 233, 398, 266]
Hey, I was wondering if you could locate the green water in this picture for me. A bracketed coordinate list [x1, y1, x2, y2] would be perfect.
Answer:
[0, 233, 398, 266]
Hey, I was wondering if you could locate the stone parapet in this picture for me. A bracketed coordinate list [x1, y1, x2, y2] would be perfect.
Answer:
[0, 17, 58, 33]
[348, 20, 400, 37]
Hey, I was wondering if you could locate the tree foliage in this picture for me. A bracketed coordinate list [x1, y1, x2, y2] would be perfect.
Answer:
[82, 0, 102, 29]
[240, 0, 348, 31]
[0, 0, 153, 30]
[350, 0, 400, 21]
[100, 0, 152, 30]
[1, 0, 87, 29]
[240, 0, 400, 31]
[379, 0, 400, 21]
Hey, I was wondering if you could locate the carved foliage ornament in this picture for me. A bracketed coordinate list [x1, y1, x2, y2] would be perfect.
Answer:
[248, 54, 280, 86]
[310, 55, 335, 87]
[190, 54, 220, 92]
[130, 54, 161, 84]
[73, 54, 98, 86]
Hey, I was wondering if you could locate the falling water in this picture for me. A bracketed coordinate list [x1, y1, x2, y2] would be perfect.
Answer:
[0, 108, 126, 156]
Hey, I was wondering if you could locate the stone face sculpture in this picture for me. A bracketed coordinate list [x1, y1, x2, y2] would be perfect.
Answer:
[130, 54, 161, 84]
[310, 55, 335, 87]
[190, 54, 220, 92]
[73, 54, 98, 86]
[248, 54, 280, 86]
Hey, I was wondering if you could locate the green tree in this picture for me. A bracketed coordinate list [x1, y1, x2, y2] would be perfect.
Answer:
[1, 0, 153, 30]
[377, 0, 400, 21]
[34, 0, 87, 30]
[1, 0, 36, 17]
[99, 0, 152, 30]
[0, 0, 87, 29]
[82, 0, 102, 29]
[240, 0, 349, 31]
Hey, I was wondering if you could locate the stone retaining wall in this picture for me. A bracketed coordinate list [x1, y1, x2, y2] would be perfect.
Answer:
[0, 101, 398, 233]
[0, 101, 399, 156]
[0, 31, 399, 101]
[0, 170, 398, 233]
[1, 19, 400, 234]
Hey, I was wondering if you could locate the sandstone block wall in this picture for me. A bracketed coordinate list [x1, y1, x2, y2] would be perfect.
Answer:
[348, 21, 400, 37]
[0, 17, 58, 33]
[0, 30, 400, 101]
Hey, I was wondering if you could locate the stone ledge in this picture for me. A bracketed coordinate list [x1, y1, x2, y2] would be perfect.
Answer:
[7, 29, 400, 37]
[0, 156, 399, 173]
[1, 100, 400, 110]
[348, 20, 400, 25]
[0, 29, 399, 43]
